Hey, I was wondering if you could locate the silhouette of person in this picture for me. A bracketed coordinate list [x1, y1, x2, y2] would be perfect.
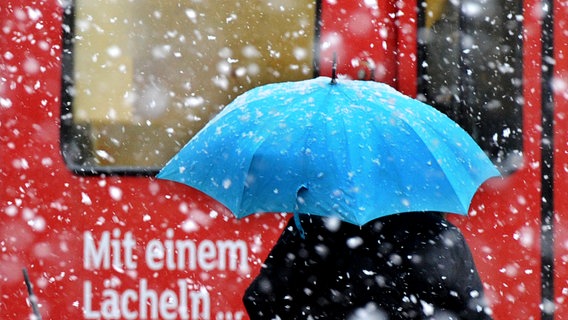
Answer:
[243, 212, 492, 319]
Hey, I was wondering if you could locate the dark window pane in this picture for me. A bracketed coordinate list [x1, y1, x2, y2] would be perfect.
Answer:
[419, 0, 523, 174]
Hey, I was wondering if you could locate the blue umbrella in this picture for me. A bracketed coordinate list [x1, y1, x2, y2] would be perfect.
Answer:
[157, 76, 500, 226]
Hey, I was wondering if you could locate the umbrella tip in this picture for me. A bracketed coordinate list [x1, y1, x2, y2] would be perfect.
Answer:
[331, 52, 337, 85]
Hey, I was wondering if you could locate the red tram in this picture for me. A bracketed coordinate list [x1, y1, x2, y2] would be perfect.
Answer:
[2, 0, 568, 318]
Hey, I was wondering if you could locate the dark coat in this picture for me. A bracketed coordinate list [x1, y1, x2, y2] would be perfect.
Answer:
[243, 212, 493, 319]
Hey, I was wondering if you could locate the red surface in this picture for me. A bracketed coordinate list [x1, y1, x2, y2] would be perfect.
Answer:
[554, 0, 568, 317]
[0, 1, 285, 318]
[317, 0, 399, 86]
[0, 0, 565, 319]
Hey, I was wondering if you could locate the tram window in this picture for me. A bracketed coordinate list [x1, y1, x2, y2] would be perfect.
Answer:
[418, 0, 523, 174]
[61, 0, 316, 174]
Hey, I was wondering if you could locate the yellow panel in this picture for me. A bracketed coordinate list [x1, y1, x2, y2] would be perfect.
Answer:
[424, 0, 448, 28]
[74, 0, 134, 122]
[72, 0, 315, 167]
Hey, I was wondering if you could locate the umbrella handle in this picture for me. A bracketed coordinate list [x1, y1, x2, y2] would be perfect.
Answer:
[293, 213, 306, 239]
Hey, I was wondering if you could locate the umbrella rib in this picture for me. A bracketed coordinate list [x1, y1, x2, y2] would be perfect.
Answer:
[418, 119, 495, 209]
[338, 84, 467, 214]
[330, 94, 364, 223]
[390, 111, 477, 213]
[365, 113, 437, 216]
[233, 90, 321, 216]
[205, 80, 320, 133]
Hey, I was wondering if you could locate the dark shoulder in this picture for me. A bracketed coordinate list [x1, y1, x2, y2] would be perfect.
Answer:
[363, 212, 467, 254]
[367, 211, 459, 235]
[288, 212, 464, 250]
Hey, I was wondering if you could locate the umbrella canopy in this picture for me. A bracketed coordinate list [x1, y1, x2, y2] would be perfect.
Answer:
[157, 76, 500, 226]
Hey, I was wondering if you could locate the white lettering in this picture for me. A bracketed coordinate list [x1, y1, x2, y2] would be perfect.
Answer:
[122, 231, 137, 269]
[165, 229, 176, 270]
[178, 279, 189, 320]
[82, 230, 249, 318]
[121, 289, 138, 319]
[83, 279, 210, 319]
[215, 311, 246, 320]
[83, 229, 137, 270]
[139, 279, 158, 319]
[159, 289, 178, 319]
[83, 281, 100, 319]
[146, 240, 164, 270]
[216, 240, 248, 271]
[198, 240, 217, 271]
[176, 240, 197, 270]
[84, 231, 110, 269]
[101, 288, 120, 318]
[190, 287, 210, 320]
[111, 229, 122, 269]
[144, 230, 249, 272]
